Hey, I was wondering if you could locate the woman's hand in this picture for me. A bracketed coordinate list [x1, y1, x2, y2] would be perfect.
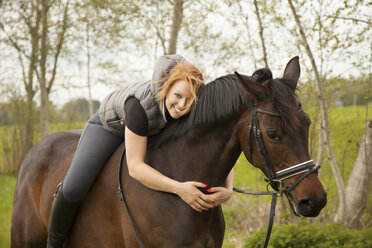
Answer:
[175, 181, 214, 212]
[206, 169, 234, 206]
[206, 186, 233, 206]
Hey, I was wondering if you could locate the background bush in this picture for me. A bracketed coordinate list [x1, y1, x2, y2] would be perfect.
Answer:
[244, 221, 372, 248]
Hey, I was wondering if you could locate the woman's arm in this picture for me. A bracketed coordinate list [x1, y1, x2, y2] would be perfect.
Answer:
[125, 127, 213, 212]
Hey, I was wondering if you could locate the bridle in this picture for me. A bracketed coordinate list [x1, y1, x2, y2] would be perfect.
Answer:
[234, 102, 320, 248]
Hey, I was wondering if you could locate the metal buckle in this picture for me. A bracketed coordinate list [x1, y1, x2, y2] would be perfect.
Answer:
[266, 179, 284, 196]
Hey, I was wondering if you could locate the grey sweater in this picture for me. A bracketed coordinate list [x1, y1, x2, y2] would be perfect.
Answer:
[98, 54, 188, 137]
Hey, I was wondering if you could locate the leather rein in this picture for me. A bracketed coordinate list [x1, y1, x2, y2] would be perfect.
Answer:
[233, 102, 320, 248]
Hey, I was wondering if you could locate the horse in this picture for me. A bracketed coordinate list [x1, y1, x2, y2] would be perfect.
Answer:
[11, 56, 327, 247]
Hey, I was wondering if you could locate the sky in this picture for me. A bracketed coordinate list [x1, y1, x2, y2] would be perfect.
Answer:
[0, 0, 370, 108]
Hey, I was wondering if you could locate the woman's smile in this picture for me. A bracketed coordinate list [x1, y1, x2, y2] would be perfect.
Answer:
[165, 79, 192, 119]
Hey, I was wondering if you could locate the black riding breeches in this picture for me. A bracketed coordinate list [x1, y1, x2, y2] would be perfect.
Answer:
[62, 113, 123, 202]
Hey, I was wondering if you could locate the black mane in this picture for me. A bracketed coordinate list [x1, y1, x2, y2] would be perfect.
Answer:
[148, 71, 301, 149]
[148, 74, 251, 149]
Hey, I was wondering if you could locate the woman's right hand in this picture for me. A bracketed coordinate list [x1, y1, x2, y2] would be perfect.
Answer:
[175, 181, 214, 212]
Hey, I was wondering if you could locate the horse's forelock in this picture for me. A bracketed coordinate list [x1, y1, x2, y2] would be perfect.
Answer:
[268, 78, 300, 135]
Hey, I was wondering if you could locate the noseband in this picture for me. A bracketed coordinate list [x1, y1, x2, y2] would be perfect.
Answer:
[234, 102, 320, 248]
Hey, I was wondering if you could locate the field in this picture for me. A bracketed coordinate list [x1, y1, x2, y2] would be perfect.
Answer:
[0, 175, 16, 247]
[0, 105, 371, 247]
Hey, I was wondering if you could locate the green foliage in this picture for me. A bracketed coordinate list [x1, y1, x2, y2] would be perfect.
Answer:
[60, 98, 100, 122]
[0, 175, 16, 248]
[340, 75, 371, 106]
[0, 122, 85, 174]
[244, 222, 372, 248]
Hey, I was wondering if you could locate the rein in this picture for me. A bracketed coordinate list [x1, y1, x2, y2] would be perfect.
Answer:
[118, 147, 146, 248]
[233, 103, 320, 248]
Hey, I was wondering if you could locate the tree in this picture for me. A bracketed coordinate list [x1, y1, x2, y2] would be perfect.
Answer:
[344, 118, 372, 228]
[1, 1, 39, 157]
[288, 0, 346, 223]
[1, 0, 71, 138]
[36, 0, 70, 137]
[287, 0, 372, 225]
[168, 0, 184, 54]
[253, 0, 269, 67]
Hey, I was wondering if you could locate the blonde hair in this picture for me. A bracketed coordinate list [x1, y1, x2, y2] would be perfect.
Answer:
[155, 62, 204, 116]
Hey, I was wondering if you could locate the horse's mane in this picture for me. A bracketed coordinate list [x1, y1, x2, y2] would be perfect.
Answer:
[148, 74, 251, 149]
[148, 71, 301, 149]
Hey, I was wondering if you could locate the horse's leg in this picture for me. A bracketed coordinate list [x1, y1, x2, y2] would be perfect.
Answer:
[11, 181, 48, 248]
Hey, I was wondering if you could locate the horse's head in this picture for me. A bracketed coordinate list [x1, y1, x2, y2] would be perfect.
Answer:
[235, 56, 327, 217]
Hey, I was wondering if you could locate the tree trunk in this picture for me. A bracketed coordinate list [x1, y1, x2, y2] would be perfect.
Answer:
[316, 116, 325, 177]
[38, 0, 50, 137]
[23, 90, 35, 157]
[287, 0, 346, 222]
[39, 84, 50, 138]
[36, 0, 70, 137]
[253, 0, 268, 67]
[344, 118, 372, 228]
[22, 4, 40, 156]
[168, 0, 183, 54]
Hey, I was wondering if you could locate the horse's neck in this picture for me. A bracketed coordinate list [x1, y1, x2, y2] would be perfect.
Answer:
[150, 117, 241, 187]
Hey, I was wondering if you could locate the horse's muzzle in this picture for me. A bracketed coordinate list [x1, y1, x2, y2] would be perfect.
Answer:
[298, 193, 327, 217]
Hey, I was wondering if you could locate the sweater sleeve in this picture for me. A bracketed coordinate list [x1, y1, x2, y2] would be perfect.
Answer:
[124, 97, 148, 136]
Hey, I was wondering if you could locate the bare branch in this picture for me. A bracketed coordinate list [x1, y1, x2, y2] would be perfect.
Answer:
[47, 0, 70, 92]
[326, 15, 372, 25]
[253, 0, 269, 67]
[235, 0, 257, 70]
[17, 53, 27, 90]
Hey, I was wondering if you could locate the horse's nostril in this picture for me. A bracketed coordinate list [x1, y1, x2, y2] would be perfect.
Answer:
[298, 199, 314, 216]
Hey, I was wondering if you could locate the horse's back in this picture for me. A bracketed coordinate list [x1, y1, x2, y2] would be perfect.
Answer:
[11, 131, 81, 248]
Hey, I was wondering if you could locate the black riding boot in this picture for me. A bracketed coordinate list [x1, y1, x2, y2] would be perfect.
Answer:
[47, 183, 79, 248]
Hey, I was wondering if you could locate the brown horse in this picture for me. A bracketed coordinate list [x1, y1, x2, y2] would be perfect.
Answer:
[11, 57, 326, 248]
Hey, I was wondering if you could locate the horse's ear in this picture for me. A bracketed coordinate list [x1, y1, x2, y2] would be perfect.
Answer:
[234, 71, 266, 101]
[283, 56, 300, 90]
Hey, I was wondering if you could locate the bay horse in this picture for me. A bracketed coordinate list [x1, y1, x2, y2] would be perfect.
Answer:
[11, 57, 327, 247]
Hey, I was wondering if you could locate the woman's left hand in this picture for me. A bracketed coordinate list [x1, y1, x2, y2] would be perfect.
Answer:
[206, 186, 233, 206]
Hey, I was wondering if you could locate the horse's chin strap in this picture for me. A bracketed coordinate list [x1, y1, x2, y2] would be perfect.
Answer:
[234, 104, 320, 248]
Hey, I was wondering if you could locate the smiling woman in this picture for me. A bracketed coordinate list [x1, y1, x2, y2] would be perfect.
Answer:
[156, 62, 203, 118]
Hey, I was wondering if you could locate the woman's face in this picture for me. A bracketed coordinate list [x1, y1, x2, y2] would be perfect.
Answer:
[165, 79, 193, 119]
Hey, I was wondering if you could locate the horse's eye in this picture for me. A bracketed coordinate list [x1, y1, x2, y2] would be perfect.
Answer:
[267, 131, 280, 142]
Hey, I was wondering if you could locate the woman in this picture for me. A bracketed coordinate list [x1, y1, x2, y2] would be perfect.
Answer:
[47, 54, 234, 248]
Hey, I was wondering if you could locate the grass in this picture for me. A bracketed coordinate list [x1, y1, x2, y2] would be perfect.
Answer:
[0, 175, 16, 248]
